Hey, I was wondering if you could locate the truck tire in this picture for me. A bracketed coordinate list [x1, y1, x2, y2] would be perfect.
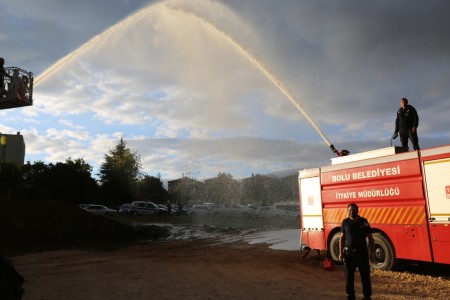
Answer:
[329, 231, 396, 270]
[328, 232, 341, 262]
[371, 232, 396, 271]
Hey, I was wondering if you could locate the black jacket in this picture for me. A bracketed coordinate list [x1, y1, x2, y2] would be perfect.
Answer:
[395, 104, 419, 132]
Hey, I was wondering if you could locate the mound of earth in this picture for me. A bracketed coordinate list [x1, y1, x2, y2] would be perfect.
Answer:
[0, 200, 168, 254]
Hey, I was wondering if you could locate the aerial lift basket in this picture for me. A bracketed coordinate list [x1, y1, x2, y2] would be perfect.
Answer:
[0, 67, 34, 110]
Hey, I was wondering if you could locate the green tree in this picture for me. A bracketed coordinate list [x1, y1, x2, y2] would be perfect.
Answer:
[241, 174, 288, 206]
[0, 161, 22, 199]
[171, 177, 205, 206]
[53, 161, 97, 202]
[21, 160, 49, 186]
[20, 160, 50, 200]
[21, 159, 98, 202]
[204, 173, 241, 204]
[98, 138, 142, 206]
[138, 174, 168, 203]
[65, 157, 94, 174]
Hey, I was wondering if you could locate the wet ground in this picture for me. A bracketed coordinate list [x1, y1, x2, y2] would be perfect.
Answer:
[125, 221, 450, 279]
[12, 229, 450, 300]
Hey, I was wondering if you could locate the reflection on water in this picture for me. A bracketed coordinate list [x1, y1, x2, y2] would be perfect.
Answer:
[137, 222, 302, 252]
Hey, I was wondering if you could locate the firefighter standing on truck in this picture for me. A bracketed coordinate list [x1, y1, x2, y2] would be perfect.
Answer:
[392, 97, 420, 150]
[339, 203, 375, 300]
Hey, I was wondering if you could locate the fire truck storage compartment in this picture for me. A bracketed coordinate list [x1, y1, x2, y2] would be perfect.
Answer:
[299, 168, 325, 250]
[421, 145, 450, 264]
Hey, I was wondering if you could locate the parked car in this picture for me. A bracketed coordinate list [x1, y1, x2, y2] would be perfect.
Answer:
[203, 203, 221, 209]
[171, 204, 188, 215]
[157, 204, 169, 215]
[83, 205, 117, 216]
[78, 203, 93, 210]
[210, 203, 255, 218]
[256, 206, 274, 218]
[159, 204, 186, 215]
[273, 203, 300, 220]
[118, 203, 132, 215]
[188, 205, 210, 217]
[131, 201, 160, 215]
[246, 204, 260, 210]
[256, 203, 300, 220]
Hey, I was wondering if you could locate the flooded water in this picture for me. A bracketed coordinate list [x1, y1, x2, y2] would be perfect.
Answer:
[138, 223, 304, 251]
[241, 229, 303, 251]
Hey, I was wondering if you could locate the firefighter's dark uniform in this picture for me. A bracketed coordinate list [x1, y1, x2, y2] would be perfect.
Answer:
[394, 104, 420, 150]
[341, 216, 372, 300]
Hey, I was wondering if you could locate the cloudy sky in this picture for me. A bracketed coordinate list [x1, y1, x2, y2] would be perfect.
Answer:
[1, 0, 449, 181]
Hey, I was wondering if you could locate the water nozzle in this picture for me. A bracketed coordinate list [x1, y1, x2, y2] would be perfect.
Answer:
[340, 149, 350, 156]
[330, 144, 350, 157]
[330, 144, 339, 155]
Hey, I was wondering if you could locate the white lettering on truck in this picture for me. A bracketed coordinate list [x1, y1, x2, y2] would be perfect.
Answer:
[358, 187, 400, 198]
[336, 191, 357, 199]
[332, 174, 351, 182]
[332, 165, 401, 182]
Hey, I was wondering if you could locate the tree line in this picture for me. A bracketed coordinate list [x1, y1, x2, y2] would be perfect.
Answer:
[0, 138, 167, 207]
[0, 138, 298, 208]
[166, 173, 298, 208]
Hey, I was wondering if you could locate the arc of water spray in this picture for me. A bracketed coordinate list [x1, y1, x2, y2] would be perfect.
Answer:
[33, 2, 165, 87]
[33, 0, 339, 154]
[167, 6, 333, 148]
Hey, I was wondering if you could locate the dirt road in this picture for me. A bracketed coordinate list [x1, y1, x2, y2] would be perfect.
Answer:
[11, 239, 450, 300]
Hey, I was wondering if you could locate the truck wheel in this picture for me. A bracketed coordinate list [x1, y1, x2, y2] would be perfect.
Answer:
[328, 232, 341, 262]
[371, 232, 396, 271]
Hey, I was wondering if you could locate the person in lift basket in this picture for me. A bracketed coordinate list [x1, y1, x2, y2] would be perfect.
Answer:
[0, 57, 6, 97]
[339, 203, 375, 300]
[392, 97, 420, 150]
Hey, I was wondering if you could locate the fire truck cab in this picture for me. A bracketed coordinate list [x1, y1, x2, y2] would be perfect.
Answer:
[1, 66, 34, 110]
[299, 145, 450, 270]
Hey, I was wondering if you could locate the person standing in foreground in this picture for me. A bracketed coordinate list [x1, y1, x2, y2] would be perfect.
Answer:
[339, 203, 375, 300]
[392, 97, 420, 150]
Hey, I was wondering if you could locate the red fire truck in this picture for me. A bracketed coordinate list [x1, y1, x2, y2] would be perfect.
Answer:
[299, 145, 450, 270]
